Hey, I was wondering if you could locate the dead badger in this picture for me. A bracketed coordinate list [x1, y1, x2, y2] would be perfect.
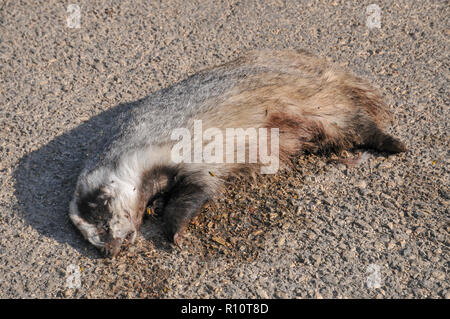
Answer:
[70, 50, 406, 257]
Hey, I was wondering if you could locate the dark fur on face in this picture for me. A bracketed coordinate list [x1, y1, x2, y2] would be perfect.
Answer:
[77, 188, 112, 225]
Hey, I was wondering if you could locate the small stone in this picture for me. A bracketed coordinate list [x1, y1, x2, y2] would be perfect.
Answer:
[414, 227, 425, 235]
[308, 232, 317, 240]
[432, 270, 446, 281]
[252, 229, 263, 236]
[378, 161, 393, 169]
[104, 91, 115, 99]
[275, 291, 288, 298]
[356, 180, 367, 189]
[311, 254, 321, 266]
[212, 236, 230, 248]
[257, 288, 269, 298]
[94, 62, 104, 73]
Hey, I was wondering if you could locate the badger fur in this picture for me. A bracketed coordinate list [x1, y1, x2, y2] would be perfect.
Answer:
[69, 49, 406, 257]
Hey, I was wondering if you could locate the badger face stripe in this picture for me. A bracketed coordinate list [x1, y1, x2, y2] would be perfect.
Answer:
[69, 199, 105, 248]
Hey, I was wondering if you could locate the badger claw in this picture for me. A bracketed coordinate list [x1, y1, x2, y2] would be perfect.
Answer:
[173, 232, 183, 249]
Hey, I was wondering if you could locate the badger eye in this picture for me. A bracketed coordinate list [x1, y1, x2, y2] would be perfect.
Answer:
[125, 211, 132, 222]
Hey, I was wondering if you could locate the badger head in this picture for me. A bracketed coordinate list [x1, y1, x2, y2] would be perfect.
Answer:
[69, 172, 140, 257]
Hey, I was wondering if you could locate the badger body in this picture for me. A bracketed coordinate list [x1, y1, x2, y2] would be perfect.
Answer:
[70, 50, 406, 257]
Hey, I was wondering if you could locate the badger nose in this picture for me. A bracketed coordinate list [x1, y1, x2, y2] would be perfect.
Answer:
[103, 237, 123, 258]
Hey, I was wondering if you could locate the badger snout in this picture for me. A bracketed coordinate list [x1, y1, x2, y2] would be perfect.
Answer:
[102, 230, 137, 258]
[103, 237, 122, 257]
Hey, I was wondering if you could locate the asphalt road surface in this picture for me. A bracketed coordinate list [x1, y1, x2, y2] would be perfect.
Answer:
[0, 0, 448, 298]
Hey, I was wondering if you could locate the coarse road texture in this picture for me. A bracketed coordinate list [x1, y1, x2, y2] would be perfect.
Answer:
[0, 0, 448, 298]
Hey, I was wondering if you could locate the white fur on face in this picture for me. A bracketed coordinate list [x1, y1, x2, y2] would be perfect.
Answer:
[70, 145, 172, 252]
[69, 192, 138, 253]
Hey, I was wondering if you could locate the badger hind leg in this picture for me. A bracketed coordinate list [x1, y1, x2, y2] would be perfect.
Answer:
[344, 79, 407, 154]
[360, 123, 407, 154]
[336, 115, 407, 155]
